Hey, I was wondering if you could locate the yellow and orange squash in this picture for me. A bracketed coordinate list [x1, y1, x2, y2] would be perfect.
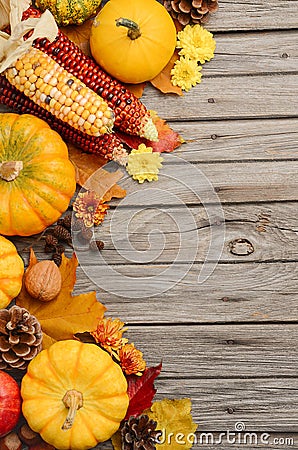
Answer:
[21, 340, 129, 450]
[0, 236, 24, 308]
[0, 113, 76, 237]
[90, 0, 177, 84]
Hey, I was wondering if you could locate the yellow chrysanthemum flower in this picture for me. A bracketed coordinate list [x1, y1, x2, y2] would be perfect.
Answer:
[171, 56, 202, 92]
[177, 24, 216, 64]
[127, 143, 163, 183]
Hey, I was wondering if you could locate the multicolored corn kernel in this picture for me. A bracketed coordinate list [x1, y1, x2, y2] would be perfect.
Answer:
[4, 47, 114, 137]
[0, 75, 127, 163]
[21, 6, 158, 141]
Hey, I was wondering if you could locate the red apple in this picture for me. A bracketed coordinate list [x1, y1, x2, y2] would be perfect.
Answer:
[0, 371, 21, 437]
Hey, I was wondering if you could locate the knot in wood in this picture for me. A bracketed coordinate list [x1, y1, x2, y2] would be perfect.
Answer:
[228, 238, 254, 256]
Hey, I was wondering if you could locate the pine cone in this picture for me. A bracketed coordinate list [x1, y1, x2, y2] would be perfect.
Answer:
[163, 0, 218, 25]
[52, 253, 62, 267]
[89, 240, 105, 252]
[0, 306, 43, 370]
[121, 415, 160, 450]
[52, 225, 72, 243]
[58, 214, 72, 231]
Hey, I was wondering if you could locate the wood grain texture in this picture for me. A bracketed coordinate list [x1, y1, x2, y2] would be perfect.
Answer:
[142, 75, 298, 120]
[71, 261, 298, 323]
[109, 160, 298, 204]
[125, 324, 298, 378]
[170, 118, 298, 162]
[205, 0, 298, 32]
[203, 31, 298, 76]
[154, 378, 298, 431]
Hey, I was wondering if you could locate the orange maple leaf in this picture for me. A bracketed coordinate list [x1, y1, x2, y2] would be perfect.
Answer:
[68, 143, 127, 200]
[16, 250, 106, 349]
[150, 50, 182, 96]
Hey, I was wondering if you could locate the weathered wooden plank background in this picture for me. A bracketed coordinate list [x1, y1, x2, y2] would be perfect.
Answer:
[2, 0, 298, 448]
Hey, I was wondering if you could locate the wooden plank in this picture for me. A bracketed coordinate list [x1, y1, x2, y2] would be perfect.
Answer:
[154, 378, 298, 431]
[73, 261, 298, 323]
[77, 204, 298, 264]
[111, 160, 298, 204]
[203, 31, 298, 76]
[206, 0, 298, 32]
[171, 118, 298, 162]
[142, 75, 298, 120]
[125, 324, 298, 378]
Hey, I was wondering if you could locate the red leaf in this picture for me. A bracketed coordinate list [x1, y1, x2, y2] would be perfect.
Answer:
[125, 363, 162, 419]
[115, 113, 184, 154]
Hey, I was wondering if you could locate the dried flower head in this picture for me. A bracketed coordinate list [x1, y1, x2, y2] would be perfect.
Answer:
[94, 202, 109, 226]
[177, 24, 216, 64]
[73, 190, 108, 227]
[171, 56, 202, 92]
[91, 318, 128, 355]
[119, 343, 146, 376]
[127, 144, 163, 183]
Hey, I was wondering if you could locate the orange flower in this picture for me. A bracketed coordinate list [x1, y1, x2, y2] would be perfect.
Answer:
[94, 202, 109, 226]
[73, 190, 109, 227]
[119, 343, 146, 376]
[91, 318, 128, 355]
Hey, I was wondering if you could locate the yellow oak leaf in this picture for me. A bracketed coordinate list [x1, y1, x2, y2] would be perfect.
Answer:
[16, 249, 106, 349]
[145, 399, 198, 450]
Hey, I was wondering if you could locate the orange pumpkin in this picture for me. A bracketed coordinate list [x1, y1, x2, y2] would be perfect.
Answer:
[21, 340, 129, 449]
[0, 236, 24, 308]
[0, 114, 76, 236]
[90, 0, 177, 83]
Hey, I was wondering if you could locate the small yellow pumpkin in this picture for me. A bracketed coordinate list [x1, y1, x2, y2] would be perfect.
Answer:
[0, 114, 76, 237]
[21, 340, 129, 450]
[90, 0, 177, 84]
[0, 236, 24, 308]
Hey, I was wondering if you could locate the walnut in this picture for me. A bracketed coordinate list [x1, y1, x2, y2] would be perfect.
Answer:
[25, 260, 62, 302]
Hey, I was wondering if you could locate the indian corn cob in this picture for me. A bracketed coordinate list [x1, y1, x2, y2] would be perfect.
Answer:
[22, 6, 158, 142]
[4, 47, 115, 137]
[0, 75, 128, 164]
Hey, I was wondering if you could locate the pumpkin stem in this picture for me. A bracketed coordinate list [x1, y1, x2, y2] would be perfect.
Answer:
[0, 161, 23, 181]
[62, 389, 83, 430]
[115, 18, 141, 40]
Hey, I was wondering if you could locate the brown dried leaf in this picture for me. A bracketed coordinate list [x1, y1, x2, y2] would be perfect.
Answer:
[123, 82, 147, 99]
[16, 249, 106, 349]
[68, 144, 126, 200]
[150, 50, 182, 96]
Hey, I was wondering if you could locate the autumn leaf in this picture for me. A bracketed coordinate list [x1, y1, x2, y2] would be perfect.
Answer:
[115, 112, 184, 154]
[111, 430, 122, 450]
[125, 363, 162, 419]
[149, 113, 184, 153]
[16, 249, 106, 349]
[150, 50, 182, 96]
[68, 143, 126, 200]
[124, 82, 147, 98]
[145, 399, 198, 450]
